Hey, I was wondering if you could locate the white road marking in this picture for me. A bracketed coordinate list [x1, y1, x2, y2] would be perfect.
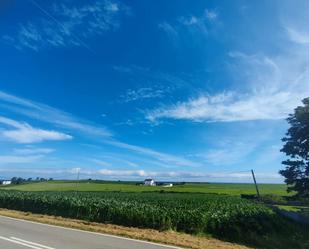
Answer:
[0, 236, 43, 249]
[0, 215, 182, 248]
[11, 237, 56, 249]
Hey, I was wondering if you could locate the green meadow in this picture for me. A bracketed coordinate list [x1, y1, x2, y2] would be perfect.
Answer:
[1, 180, 291, 196]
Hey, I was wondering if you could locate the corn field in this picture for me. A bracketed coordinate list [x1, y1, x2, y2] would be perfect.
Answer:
[0, 191, 280, 237]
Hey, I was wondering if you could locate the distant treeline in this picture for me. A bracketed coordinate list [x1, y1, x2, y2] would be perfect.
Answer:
[9, 177, 53, 185]
[6, 178, 210, 185]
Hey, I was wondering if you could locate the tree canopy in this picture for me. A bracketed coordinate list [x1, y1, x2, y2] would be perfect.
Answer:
[280, 98, 309, 197]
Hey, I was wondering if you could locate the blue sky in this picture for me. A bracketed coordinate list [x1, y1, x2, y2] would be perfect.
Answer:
[0, 0, 308, 183]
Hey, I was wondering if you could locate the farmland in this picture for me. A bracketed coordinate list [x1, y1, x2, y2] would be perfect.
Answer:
[0, 181, 308, 248]
[0, 189, 308, 249]
[1, 181, 291, 196]
[0, 191, 267, 234]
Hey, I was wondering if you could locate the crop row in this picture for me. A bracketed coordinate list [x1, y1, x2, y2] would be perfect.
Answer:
[0, 191, 280, 238]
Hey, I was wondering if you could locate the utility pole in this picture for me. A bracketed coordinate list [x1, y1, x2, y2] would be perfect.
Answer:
[76, 168, 80, 181]
[251, 169, 260, 199]
[76, 168, 80, 191]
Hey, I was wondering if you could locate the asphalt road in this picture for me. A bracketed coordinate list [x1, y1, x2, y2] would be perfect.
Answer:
[0, 216, 181, 249]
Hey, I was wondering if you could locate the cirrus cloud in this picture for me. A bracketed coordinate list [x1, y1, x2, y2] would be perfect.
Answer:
[2, 0, 130, 51]
[146, 35, 309, 123]
[146, 90, 304, 123]
[0, 116, 72, 143]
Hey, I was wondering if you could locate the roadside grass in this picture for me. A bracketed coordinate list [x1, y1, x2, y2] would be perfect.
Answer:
[0, 181, 292, 196]
[0, 208, 251, 249]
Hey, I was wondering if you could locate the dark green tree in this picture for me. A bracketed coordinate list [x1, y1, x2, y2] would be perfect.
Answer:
[10, 177, 25, 185]
[280, 97, 309, 197]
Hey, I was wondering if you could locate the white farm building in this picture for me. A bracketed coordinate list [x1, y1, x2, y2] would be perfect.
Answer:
[0, 180, 11, 185]
[144, 178, 156, 186]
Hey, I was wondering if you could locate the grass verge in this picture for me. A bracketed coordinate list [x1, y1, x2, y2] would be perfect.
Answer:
[0, 208, 250, 249]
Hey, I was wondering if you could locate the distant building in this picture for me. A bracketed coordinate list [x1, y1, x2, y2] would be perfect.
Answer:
[0, 180, 11, 185]
[144, 178, 156, 186]
[163, 183, 173, 188]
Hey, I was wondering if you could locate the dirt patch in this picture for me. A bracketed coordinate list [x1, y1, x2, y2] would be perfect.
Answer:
[0, 208, 250, 249]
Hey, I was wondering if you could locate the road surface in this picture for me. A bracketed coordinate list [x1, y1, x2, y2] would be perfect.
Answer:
[0, 216, 181, 249]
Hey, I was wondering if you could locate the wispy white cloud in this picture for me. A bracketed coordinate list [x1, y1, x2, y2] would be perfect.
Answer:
[205, 9, 218, 21]
[96, 168, 281, 180]
[188, 123, 282, 170]
[16, 23, 43, 51]
[0, 165, 281, 182]
[0, 167, 75, 175]
[92, 156, 139, 168]
[90, 159, 112, 167]
[98, 169, 147, 177]
[0, 116, 72, 143]
[0, 91, 112, 137]
[147, 44, 309, 123]
[146, 91, 302, 122]
[3, 0, 130, 51]
[0, 155, 42, 164]
[0, 90, 200, 168]
[113, 65, 194, 92]
[180, 16, 199, 26]
[159, 8, 219, 39]
[13, 147, 55, 155]
[120, 87, 167, 103]
[286, 27, 309, 44]
[158, 22, 178, 39]
[154, 15, 309, 125]
[104, 140, 202, 167]
[178, 15, 207, 34]
[201, 142, 256, 166]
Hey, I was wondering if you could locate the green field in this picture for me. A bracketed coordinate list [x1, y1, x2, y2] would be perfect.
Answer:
[1, 181, 291, 196]
[0, 191, 271, 234]
[0, 190, 307, 249]
[1, 181, 308, 249]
